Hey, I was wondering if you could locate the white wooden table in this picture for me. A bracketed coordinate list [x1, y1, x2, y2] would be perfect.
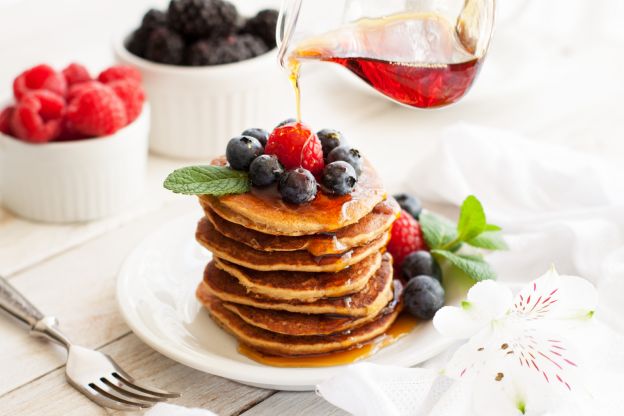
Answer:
[1, 0, 623, 414]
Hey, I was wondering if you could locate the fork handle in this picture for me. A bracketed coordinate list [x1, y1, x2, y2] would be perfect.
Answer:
[0, 275, 44, 328]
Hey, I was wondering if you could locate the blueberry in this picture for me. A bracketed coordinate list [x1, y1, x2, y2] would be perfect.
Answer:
[226, 135, 263, 171]
[241, 128, 269, 147]
[249, 154, 284, 187]
[404, 275, 445, 320]
[279, 168, 317, 204]
[276, 118, 297, 128]
[322, 161, 357, 195]
[317, 129, 346, 158]
[327, 146, 363, 176]
[394, 193, 422, 219]
[402, 250, 441, 281]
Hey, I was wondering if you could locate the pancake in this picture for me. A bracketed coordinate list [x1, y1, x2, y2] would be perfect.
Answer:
[200, 254, 394, 316]
[213, 252, 381, 301]
[215, 281, 403, 336]
[201, 295, 402, 356]
[202, 198, 400, 256]
[200, 158, 386, 236]
[196, 217, 390, 272]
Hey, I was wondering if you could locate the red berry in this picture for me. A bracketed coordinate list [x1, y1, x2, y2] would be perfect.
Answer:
[107, 80, 145, 123]
[67, 80, 102, 102]
[265, 122, 324, 176]
[66, 84, 127, 137]
[97, 65, 142, 85]
[0, 106, 14, 135]
[387, 210, 427, 268]
[10, 90, 65, 143]
[13, 64, 67, 100]
[62, 63, 91, 86]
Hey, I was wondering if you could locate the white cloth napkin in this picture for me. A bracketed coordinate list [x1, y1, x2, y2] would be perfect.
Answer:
[317, 123, 624, 415]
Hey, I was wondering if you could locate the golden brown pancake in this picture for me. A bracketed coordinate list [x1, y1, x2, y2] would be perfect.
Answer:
[215, 281, 403, 336]
[200, 158, 386, 236]
[200, 255, 393, 316]
[213, 252, 381, 301]
[202, 198, 400, 256]
[196, 217, 390, 272]
[201, 295, 401, 356]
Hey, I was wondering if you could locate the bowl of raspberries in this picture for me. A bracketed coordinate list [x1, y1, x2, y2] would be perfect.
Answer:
[114, 0, 286, 160]
[0, 63, 149, 223]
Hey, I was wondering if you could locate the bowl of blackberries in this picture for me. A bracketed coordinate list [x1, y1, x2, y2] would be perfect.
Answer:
[114, 0, 286, 160]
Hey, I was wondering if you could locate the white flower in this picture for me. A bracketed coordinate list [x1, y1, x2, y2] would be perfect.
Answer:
[433, 267, 597, 415]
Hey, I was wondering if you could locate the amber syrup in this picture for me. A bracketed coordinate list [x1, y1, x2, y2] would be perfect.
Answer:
[288, 12, 481, 109]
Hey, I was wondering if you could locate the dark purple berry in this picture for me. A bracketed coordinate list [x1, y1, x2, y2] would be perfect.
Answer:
[279, 168, 317, 204]
[168, 0, 238, 38]
[276, 118, 296, 128]
[317, 129, 346, 158]
[394, 193, 423, 220]
[402, 250, 441, 281]
[241, 9, 279, 48]
[241, 128, 269, 147]
[249, 154, 283, 187]
[327, 145, 363, 176]
[226, 135, 263, 171]
[404, 275, 445, 320]
[322, 161, 357, 195]
[144, 27, 185, 65]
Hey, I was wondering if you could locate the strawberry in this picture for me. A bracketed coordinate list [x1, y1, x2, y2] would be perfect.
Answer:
[10, 90, 65, 143]
[387, 210, 427, 268]
[62, 63, 91, 86]
[0, 106, 14, 135]
[265, 122, 324, 176]
[66, 83, 127, 136]
[97, 65, 142, 84]
[107, 79, 145, 123]
[13, 64, 67, 100]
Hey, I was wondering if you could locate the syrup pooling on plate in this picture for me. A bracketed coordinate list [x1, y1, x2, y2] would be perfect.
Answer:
[237, 313, 418, 368]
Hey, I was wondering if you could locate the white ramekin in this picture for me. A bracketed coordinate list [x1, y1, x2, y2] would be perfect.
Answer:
[0, 105, 150, 223]
[113, 36, 289, 161]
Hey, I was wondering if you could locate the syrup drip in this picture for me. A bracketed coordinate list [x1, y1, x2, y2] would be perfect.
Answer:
[238, 313, 418, 368]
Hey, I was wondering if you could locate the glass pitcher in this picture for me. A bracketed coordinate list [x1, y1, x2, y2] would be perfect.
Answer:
[277, 0, 496, 109]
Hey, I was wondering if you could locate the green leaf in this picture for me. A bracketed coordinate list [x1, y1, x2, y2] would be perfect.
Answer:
[485, 224, 502, 231]
[466, 231, 509, 250]
[456, 195, 487, 242]
[419, 211, 457, 249]
[163, 165, 250, 196]
[432, 249, 496, 281]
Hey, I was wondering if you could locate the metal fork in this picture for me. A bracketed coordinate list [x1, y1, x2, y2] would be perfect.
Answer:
[0, 275, 180, 411]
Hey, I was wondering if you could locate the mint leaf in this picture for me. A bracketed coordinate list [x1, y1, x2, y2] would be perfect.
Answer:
[467, 231, 509, 250]
[164, 166, 250, 196]
[456, 195, 486, 242]
[485, 224, 502, 231]
[419, 211, 457, 249]
[432, 249, 496, 281]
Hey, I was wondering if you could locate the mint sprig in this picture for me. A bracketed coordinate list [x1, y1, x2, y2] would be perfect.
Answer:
[164, 166, 250, 196]
[420, 195, 507, 282]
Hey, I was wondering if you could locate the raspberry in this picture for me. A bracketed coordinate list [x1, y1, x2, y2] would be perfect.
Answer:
[10, 91, 65, 143]
[97, 65, 142, 85]
[0, 106, 14, 135]
[107, 80, 145, 123]
[62, 63, 91, 86]
[67, 80, 102, 102]
[386, 210, 427, 268]
[13, 64, 67, 100]
[265, 122, 324, 176]
[66, 84, 127, 136]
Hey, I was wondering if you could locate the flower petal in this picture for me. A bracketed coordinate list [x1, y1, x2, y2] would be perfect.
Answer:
[433, 306, 486, 339]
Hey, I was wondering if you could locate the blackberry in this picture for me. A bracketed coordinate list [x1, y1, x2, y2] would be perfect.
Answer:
[327, 146, 363, 176]
[322, 161, 357, 195]
[168, 0, 238, 38]
[402, 251, 442, 282]
[394, 193, 422, 220]
[404, 275, 445, 320]
[242, 9, 279, 49]
[250, 154, 283, 187]
[144, 27, 184, 64]
[317, 129, 346, 158]
[126, 9, 168, 58]
[188, 34, 267, 65]
[279, 168, 317, 204]
[226, 135, 263, 170]
[241, 128, 269, 147]
[142, 9, 168, 30]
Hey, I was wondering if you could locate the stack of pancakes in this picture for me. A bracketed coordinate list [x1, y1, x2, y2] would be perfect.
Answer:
[195, 159, 402, 357]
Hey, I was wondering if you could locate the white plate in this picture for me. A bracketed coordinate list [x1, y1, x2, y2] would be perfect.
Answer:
[117, 213, 455, 391]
